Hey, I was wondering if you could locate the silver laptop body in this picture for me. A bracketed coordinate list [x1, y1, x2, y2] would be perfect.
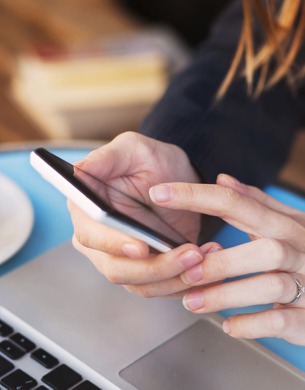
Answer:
[1, 241, 305, 389]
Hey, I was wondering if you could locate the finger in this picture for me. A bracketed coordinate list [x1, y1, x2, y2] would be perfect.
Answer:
[123, 276, 194, 298]
[217, 173, 303, 217]
[223, 308, 305, 345]
[180, 238, 305, 286]
[122, 243, 223, 298]
[68, 200, 149, 258]
[149, 182, 305, 247]
[124, 283, 206, 299]
[182, 272, 305, 314]
[72, 235, 205, 285]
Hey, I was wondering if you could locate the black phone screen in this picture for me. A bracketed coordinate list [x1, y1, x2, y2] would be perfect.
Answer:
[34, 148, 188, 248]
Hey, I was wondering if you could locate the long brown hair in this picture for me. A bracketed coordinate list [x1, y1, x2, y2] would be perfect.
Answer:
[216, 0, 305, 99]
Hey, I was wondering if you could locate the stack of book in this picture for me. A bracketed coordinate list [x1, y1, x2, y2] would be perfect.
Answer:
[10, 29, 189, 140]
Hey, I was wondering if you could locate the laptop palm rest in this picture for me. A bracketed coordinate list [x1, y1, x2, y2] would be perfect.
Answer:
[1, 241, 305, 389]
[120, 319, 305, 390]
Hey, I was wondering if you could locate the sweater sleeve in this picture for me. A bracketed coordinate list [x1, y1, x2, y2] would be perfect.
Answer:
[139, 1, 305, 187]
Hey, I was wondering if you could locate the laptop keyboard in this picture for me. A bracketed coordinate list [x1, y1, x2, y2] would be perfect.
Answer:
[0, 315, 103, 390]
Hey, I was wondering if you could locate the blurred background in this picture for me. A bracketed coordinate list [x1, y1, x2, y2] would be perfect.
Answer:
[0, 0, 232, 143]
[0, 0, 303, 190]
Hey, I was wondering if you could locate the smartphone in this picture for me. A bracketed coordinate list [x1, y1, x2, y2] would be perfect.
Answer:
[30, 148, 188, 253]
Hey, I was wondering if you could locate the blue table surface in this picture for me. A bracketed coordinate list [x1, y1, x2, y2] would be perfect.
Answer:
[0, 147, 91, 275]
[1, 147, 305, 372]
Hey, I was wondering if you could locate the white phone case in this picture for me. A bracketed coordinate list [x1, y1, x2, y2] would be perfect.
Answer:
[30, 151, 172, 253]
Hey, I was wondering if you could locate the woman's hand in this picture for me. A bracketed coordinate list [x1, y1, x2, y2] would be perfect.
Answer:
[68, 131, 207, 298]
[69, 132, 201, 254]
[149, 174, 305, 345]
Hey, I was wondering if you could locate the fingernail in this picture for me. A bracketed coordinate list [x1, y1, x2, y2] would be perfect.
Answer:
[209, 245, 223, 253]
[178, 250, 203, 268]
[149, 185, 172, 203]
[200, 242, 222, 253]
[122, 243, 143, 258]
[181, 264, 203, 284]
[223, 319, 231, 335]
[73, 159, 88, 168]
[183, 291, 204, 311]
[181, 244, 222, 284]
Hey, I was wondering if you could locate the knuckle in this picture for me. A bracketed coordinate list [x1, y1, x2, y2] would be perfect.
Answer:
[148, 257, 167, 281]
[179, 183, 196, 203]
[266, 310, 290, 337]
[130, 285, 155, 298]
[115, 130, 136, 142]
[205, 284, 227, 308]
[202, 252, 228, 282]
[219, 187, 242, 215]
[139, 286, 156, 298]
[216, 287, 230, 308]
[214, 252, 231, 278]
[263, 238, 287, 267]
[151, 263, 165, 281]
[267, 273, 291, 301]
[225, 187, 242, 205]
[103, 266, 122, 285]
[74, 229, 89, 249]
[100, 237, 119, 256]
[118, 131, 148, 150]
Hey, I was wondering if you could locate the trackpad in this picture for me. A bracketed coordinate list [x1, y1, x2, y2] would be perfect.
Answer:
[120, 319, 305, 390]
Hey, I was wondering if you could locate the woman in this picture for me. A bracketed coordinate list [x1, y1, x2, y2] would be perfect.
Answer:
[68, 0, 305, 345]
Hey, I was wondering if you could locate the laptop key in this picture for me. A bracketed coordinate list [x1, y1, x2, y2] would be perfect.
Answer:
[0, 320, 14, 337]
[0, 369, 37, 389]
[42, 364, 82, 390]
[0, 355, 14, 376]
[0, 340, 25, 360]
[31, 348, 59, 369]
[73, 380, 102, 389]
[10, 333, 36, 352]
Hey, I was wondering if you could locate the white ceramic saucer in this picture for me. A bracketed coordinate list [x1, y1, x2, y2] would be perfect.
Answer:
[0, 173, 34, 264]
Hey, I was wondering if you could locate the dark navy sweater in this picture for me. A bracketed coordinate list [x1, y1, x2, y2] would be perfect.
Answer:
[140, 1, 305, 187]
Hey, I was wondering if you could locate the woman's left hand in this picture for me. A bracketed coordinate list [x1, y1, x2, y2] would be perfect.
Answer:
[149, 173, 305, 345]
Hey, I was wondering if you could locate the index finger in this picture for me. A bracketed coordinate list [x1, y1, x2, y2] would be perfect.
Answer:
[72, 236, 205, 285]
[217, 174, 304, 218]
[149, 183, 303, 243]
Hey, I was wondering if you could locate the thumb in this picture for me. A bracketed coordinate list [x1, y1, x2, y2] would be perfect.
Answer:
[73, 143, 125, 181]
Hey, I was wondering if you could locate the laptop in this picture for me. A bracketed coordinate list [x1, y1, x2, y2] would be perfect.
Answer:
[1, 241, 305, 389]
